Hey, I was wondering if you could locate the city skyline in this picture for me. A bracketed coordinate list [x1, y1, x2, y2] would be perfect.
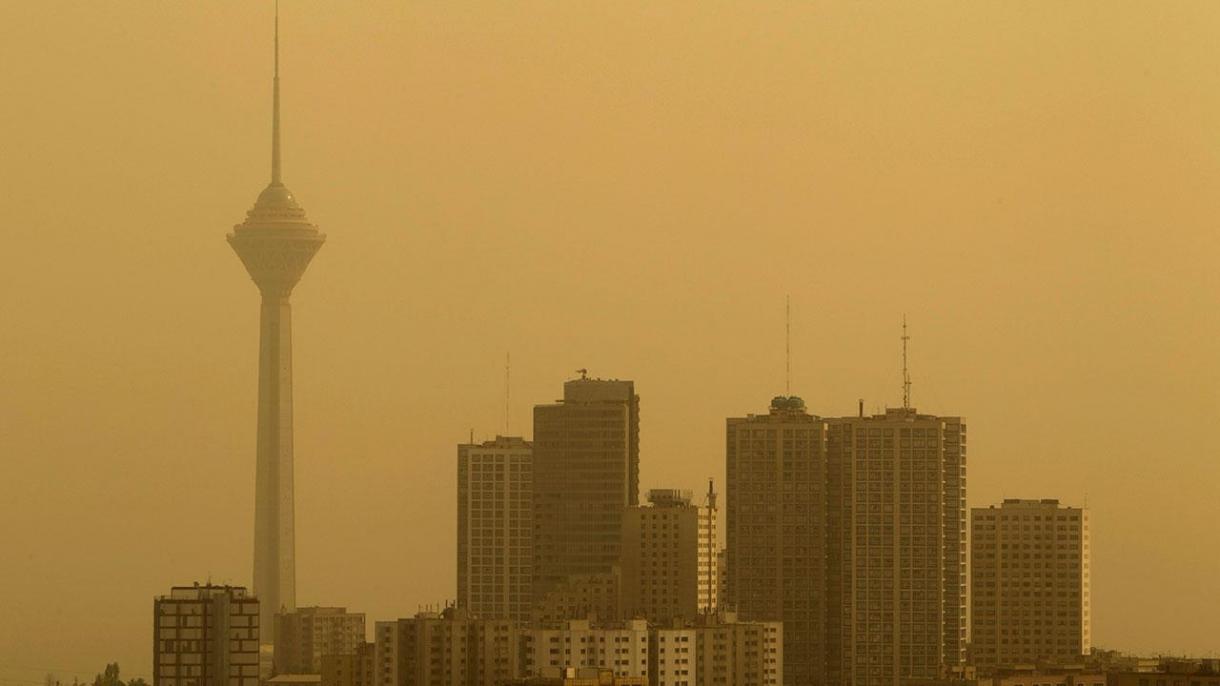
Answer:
[3, 2, 1220, 684]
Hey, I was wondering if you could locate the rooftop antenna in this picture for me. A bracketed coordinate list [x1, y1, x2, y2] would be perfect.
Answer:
[785, 295, 791, 396]
[901, 315, 911, 410]
[505, 352, 511, 434]
[271, 0, 282, 185]
[576, 368, 588, 380]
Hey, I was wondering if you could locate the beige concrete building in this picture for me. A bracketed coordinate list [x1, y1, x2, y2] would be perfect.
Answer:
[652, 627, 697, 686]
[693, 613, 783, 686]
[971, 500, 1091, 673]
[620, 487, 718, 623]
[533, 378, 640, 604]
[457, 435, 534, 622]
[153, 583, 261, 686]
[275, 607, 366, 675]
[523, 619, 650, 680]
[374, 608, 523, 686]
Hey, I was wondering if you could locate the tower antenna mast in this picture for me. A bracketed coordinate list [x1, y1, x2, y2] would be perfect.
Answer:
[785, 295, 791, 396]
[902, 315, 911, 410]
[505, 352, 511, 434]
[271, 0, 281, 184]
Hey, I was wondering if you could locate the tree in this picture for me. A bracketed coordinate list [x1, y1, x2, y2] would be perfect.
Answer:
[92, 663, 122, 686]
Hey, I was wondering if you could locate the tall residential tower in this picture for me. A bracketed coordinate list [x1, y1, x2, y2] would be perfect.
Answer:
[532, 376, 640, 603]
[725, 396, 827, 686]
[971, 499, 1090, 673]
[228, 7, 325, 641]
[457, 435, 534, 621]
[725, 400, 967, 686]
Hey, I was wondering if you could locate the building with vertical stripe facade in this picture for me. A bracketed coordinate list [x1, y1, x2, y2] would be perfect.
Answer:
[458, 436, 534, 622]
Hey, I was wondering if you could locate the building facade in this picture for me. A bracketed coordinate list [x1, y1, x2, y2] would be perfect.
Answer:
[533, 378, 640, 603]
[532, 570, 623, 624]
[971, 499, 1090, 673]
[457, 436, 534, 622]
[725, 396, 827, 686]
[320, 643, 375, 686]
[153, 584, 261, 686]
[523, 619, 650, 680]
[652, 627, 698, 686]
[824, 408, 968, 686]
[694, 613, 783, 686]
[275, 607, 367, 675]
[501, 668, 647, 686]
[620, 487, 718, 623]
[374, 608, 522, 686]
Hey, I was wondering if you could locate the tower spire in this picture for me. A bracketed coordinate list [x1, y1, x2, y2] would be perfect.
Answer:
[902, 315, 911, 410]
[271, 0, 281, 185]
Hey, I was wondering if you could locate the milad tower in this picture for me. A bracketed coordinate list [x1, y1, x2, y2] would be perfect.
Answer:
[227, 5, 325, 643]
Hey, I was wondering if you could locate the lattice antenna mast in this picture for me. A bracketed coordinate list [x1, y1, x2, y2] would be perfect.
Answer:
[785, 295, 791, 396]
[902, 315, 911, 410]
[505, 352, 511, 434]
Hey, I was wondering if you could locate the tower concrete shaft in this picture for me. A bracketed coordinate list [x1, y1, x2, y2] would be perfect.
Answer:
[227, 4, 325, 643]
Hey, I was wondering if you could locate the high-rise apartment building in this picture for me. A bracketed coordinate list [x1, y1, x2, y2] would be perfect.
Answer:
[716, 550, 728, 613]
[725, 399, 967, 686]
[971, 499, 1090, 673]
[523, 619, 650, 680]
[725, 396, 826, 686]
[457, 436, 534, 621]
[533, 377, 640, 603]
[824, 408, 967, 686]
[275, 607, 367, 675]
[620, 487, 718, 623]
[153, 583, 261, 686]
[374, 608, 523, 686]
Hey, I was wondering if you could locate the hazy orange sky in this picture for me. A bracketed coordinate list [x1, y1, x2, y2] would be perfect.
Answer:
[3, 1, 1220, 681]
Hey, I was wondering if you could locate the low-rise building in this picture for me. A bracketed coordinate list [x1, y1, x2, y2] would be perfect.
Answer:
[652, 626, 697, 686]
[499, 667, 646, 686]
[320, 642, 375, 686]
[693, 613, 782, 686]
[523, 620, 650, 680]
[375, 608, 522, 686]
